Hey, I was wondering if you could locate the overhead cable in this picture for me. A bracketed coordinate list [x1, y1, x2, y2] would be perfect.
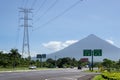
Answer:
[33, 0, 83, 31]
[24, 0, 28, 8]
[31, 0, 38, 9]
[34, 0, 47, 16]
[20, 0, 25, 8]
[34, 0, 58, 23]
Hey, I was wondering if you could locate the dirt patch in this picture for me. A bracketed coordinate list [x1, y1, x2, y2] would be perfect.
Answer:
[77, 74, 97, 80]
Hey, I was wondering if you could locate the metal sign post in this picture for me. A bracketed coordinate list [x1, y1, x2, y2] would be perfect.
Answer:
[37, 54, 46, 68]
[83, 49, 102, 71]
[91, 50, 93, 71]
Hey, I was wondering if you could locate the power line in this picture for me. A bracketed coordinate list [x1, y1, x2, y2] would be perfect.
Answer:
[15, 28, 20, 48]
[24, 0, 28, 8]
[34, 0, 47, 16]
[20, 0, 25, 8]
[34, 0, 58, 23]
[31, 0, 38, 9]
[33, 0, 83, 31]
[15, 0, 25, 49]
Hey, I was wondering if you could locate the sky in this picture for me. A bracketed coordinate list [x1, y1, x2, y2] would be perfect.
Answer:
[0, 0, 120, 57]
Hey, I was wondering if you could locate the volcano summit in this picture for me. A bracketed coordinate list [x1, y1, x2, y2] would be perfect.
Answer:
[47, 34, 120, 61]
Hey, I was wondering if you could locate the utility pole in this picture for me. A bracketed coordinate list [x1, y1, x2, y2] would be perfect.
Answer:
[91, 50, 94, 71]
[55, 56, 57, 68]
[19, 8, 33, 58]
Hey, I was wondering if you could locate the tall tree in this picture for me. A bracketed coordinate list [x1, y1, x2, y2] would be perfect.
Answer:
[46, 58, 55, 68]
[9, 49, 21, 67]
[102, 58, 113, 68]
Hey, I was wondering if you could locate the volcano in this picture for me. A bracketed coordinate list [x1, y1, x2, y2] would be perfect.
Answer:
[47, 34, 120, 61]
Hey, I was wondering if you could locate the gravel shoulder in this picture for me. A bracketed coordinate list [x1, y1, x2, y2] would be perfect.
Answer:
[77, 74, 98, 80]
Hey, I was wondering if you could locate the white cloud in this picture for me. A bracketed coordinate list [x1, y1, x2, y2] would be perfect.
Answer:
[106, 39, 114, 45]
[0, 50, 9, 53]
[42, 40, 78, 51]
[42, 41, 62, 51]
[62, 40, 78, 47]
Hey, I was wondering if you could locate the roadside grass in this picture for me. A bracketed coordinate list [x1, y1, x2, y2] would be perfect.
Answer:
[84, 70, 104, 80]
[0, 67, 29, 71]
[92, 71, 120, 80]
[84, 70, 99, 73]
[0, 67, 61, 72]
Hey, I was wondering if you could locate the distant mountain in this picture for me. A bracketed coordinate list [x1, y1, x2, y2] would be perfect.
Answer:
[47, 34, 120, 61]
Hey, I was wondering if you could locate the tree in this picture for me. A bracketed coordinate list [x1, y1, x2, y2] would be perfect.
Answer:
[71, 58, 78, 67]
[0, 51, 4, 66]
[57, 57, 73, 68]
[1, 54, 9, 67]
[0, 51, 10, 67]
[9, 49, 21, 67]
[114, 59, 120, 69]
[102, 58, 113, 68]
[46, 58, 55, 68]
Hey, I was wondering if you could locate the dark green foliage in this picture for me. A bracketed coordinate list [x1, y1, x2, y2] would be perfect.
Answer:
[102, 59, 113, 68]
[1, 49, 120, 70]
[102, 72, 120, 79]
[56, 57, 78, 68]
[0, 49, 32, 68]
[46, 58, 55, 68]
[9, 49, 21, 67]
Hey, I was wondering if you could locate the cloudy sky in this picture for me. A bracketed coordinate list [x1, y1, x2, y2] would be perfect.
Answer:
[0, 0, 120, 57]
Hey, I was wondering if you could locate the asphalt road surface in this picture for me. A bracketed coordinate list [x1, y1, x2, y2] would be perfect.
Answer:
[0, 68, 97, 80]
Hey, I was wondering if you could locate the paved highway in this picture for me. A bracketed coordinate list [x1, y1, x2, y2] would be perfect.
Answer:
[0, 68, 95, 80]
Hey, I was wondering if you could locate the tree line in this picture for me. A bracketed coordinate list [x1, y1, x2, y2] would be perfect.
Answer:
[0, 49, 31, 68]
[0, 49, 80, 68]
[0, 49, 120, 70]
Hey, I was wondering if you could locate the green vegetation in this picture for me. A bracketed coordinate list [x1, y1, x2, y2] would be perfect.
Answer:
[93, 75, 106, 80]
[93, 72, 120, 80]
[0, 49, 89, 71]
[0, 67, 62, 72]
[102, 72, 120, 80]
[1, 49, 120, 73]
[0, 49, 32, 69]
[0, 67, 28, 71]
[93, 58, 120, 80]
[84, 70, 98, 73]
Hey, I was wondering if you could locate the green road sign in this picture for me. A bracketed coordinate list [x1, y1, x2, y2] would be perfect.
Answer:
[42, 54, 46, 58]
[37, 54, 46, 58]
[37, 54, 42, 58]
[94, 49, 102, 56]
[83, 49, 102, 71]
[83, 50, 92, 56]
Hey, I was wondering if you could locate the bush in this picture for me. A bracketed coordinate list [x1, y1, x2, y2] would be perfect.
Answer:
[93, 75, 106, 80]
[102, 72, 120, 80]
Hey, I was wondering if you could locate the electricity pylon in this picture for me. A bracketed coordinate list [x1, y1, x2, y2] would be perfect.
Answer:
[19, 8, 33, 58]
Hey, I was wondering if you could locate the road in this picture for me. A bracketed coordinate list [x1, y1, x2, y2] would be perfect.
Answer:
[0, 68, 97, 80]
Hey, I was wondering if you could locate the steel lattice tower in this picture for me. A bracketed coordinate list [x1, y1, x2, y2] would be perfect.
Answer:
[19, 8, 33, 58]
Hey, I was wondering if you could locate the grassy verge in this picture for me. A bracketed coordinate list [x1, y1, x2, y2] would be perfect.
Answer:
[84, 70, 99, 73]
[0, 67, 29, 71]
[93, 72, 120, 80]
[0, 67, 62, 72]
